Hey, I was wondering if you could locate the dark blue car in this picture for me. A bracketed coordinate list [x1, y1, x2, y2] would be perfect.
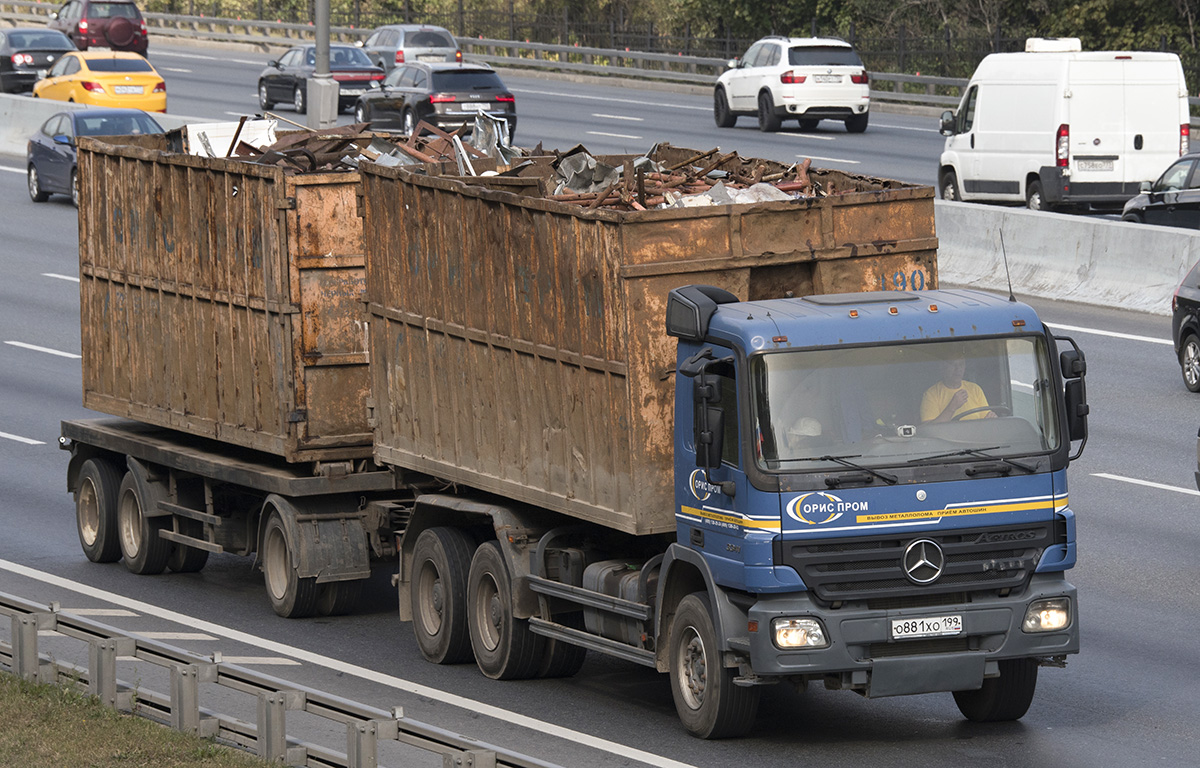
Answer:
[27, 108, 163, 206]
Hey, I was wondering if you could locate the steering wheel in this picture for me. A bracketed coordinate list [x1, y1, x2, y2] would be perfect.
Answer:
[952, 405, 1012, 421]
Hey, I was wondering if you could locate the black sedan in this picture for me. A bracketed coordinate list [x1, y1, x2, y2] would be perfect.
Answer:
[257, 45, 384, 114]
[0, 28, 75, 93]
[1122, 153, 1200, 228]
[27, 108, 163, 206]
[352, 61, 515, 140]
[1173, 258, 1200, 391]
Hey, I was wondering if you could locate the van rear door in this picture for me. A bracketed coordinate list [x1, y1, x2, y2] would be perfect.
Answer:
[1120, 58, 1187, 185]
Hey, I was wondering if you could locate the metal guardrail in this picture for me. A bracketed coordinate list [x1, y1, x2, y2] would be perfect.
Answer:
[1, 590, 560, 768]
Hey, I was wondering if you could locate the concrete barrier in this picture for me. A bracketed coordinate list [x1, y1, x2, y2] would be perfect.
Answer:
[935, 200, 1197, 316]
[1, 92, 200, 156]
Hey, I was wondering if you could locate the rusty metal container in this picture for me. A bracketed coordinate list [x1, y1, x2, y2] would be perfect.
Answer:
[76, 135, 371, 464]
[361, 146, 938, 535]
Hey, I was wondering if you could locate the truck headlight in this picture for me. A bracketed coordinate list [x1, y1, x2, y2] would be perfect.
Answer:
[772, 617, 829, 649]
[1023, 598, 1070, 632]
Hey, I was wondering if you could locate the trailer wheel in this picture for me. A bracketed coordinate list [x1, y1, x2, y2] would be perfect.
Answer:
[953, 658, 1038, 722]
[467, 541, 544, 679]
[117, 471, 171, 575]
[167, 518, 209, 573]
[262, 510, 317, 618]
[669, 593, 759, 739]
[412, 527, 475, 663]
[537, 611, 588, 678]
[75, 458, 123, 563]
[316, 579, 363, 616]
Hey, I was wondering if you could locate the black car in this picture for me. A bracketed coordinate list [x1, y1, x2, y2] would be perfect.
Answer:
[1173, 258, 1200, 391]
[0, 28, 75, 93]
[352, 62, 515, 140]
[1123, 153, 1200, 228]
[27, 108, 163, 206]
[257, 45, 384, 114]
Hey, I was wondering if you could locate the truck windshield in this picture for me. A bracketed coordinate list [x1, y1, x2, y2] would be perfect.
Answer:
[751, 336, 1060, 471]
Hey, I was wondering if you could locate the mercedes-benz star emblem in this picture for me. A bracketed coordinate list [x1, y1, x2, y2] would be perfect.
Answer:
[903, 538, 945, 584]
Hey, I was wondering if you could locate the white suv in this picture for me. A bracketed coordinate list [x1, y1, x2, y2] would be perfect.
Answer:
[714, 36, 870, 133]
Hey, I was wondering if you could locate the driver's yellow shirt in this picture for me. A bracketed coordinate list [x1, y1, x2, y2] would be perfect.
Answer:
[920, 380, 990, 422]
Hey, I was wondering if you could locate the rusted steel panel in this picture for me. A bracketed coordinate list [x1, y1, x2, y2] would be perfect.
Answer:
[77, 136, 372, 464]
[362, 150, 937, 535]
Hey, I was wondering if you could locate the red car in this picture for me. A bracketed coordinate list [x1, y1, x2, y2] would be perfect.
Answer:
[48, 0, 149, 56]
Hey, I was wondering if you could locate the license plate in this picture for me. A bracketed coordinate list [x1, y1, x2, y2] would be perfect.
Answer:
[113, 85, 143, 94]
[891, 614, 963, 639]
[813, 74, 841, 83]
[418, 54, 443, 62]
[341, 88, 365, 95]
[460, 102, 490, 112]
[1077, 159, 1113, 172]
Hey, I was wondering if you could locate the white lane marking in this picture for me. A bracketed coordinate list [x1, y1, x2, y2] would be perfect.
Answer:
[1045, 322, 1171, 346]
[219, 656, 302, 666]
[42, 273, 80, 283]
[513, 86, 707, 112]
[0, 431, 45, 445]
[0, 559, 698, 768]
[874, 123, 939, 133]
[592, 113, 643, 122]
[134, 632, 217, 641]
[163, 67, 193, 73]
[778, 132, 836, 142]
[798, 154, 861, 165]
[587, 130, 642, 140]
[1093, 473, 1200, 496]
[4, 341, 81, 359]
[149, 50, 215, 60]
[64, 608, 137, 616]
[0, 165, 24, 175]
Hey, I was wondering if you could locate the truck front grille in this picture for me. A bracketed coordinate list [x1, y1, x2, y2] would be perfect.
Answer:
[774, 522, 1051, 603]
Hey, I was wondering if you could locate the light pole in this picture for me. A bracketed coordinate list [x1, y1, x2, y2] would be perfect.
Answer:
[307, 0, 339, 129]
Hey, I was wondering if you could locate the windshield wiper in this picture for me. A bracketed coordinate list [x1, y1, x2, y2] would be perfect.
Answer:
[908, 446, 1036, 473]
[795, 454, 898, 486]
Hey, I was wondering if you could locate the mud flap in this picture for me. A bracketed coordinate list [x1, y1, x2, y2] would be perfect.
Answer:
[867, 653, 986, 698]
[263, 494, 371, 583]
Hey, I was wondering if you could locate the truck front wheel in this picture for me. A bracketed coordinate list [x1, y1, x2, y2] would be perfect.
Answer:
[411, 527, 475, 663]
[669, 593, 759, 738]
[75, 458, 123, 563]
[953, 658, 1038, 721]
[262, 510, 317, 618]
[467, 541, 544, 679]
[117, 470, 171, 575]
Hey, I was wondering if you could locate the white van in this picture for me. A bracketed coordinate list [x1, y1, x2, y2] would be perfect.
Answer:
[938, 38, 1190, 210]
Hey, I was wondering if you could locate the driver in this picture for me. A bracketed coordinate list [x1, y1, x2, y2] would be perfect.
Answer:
[920, 355, 995, 423]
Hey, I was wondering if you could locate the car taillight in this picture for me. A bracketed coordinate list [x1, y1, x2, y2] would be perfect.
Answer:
[780, 70, 805, 84]
[372, 73, 384, 81]
[496, 93, 514, 103]
[139, 20, 147, 35]
[455, 50, 462, 62]
[153, 81, 166, 93]
[1056, 123, 1069, 167]
[430, 93, 456, 103]
[1181, 124, 1190, 156]
[395, 50, 404, 64]
[81, 81, 104, 92]
[850, 70, 869, 84]
[78, 19, 88, 32]
[11, 53, 33, 66]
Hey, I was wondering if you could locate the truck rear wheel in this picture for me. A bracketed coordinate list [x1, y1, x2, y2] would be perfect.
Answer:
[117, 470, 171, 575]
[467, 541, 544, 679]
[669, 593, 759, 739]
[75, 458, 123, 563]
[262, 509, 318, 618]
[316, 579, 363, 616]
[412, 527, 475, 663]
[953, 658, 1038, 721]
[167, 518, 209, 573]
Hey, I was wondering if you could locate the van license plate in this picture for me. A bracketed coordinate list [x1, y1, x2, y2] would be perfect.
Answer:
[813, 74, 841, 83]
[1077, 159, 1113, 172]
[891, 615, 962, 639]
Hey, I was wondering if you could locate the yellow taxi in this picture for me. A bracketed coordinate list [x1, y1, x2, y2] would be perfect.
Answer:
[33, 50, 166, 112]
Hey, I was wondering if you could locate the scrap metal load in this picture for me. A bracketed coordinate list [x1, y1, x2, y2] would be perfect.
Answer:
[360, 143, 938, 534]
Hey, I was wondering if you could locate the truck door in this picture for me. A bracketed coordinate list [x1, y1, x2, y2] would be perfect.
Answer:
[943, 85, 981, 198]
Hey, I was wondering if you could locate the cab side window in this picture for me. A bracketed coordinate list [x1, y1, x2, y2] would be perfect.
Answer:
[958, 86, 978, 134]
[694, 358, 740, 467]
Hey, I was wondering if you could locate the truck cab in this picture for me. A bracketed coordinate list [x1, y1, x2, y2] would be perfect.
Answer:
[664, 286, 1085, 735]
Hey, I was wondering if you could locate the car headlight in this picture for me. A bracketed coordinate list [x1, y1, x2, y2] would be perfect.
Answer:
[1022, 597, 1071, 632]
[772, 617, 829, 649]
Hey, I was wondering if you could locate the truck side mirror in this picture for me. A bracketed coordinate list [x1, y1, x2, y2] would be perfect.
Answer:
[696, 406, 725, 469]
[939, 110, 956, 136]
[1064, 379, 1088, 443]
[1060, 349, 1085, 379]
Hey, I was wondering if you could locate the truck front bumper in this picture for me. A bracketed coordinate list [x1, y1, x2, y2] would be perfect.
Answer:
[742, 573, 1078, 697]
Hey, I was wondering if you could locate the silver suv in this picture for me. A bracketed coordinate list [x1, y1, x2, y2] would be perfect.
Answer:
[358, 24, 460, 73]
[714, 36, 870, 133]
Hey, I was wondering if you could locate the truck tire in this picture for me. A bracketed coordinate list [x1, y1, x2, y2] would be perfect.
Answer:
[537, 611, 588, 678]
[117, 470, 171, 575]
[757, 91, 781, 132]
[412, 527, 475, 663]
[75, 458, 123, 563]
[262, 509, 318, 618]
[467, 541, 545, 679]
[669, 592, 759, 739]
[953, 658, 1038, 722]
[316, 579, 363, 616]
[167, 518, 209, 573]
